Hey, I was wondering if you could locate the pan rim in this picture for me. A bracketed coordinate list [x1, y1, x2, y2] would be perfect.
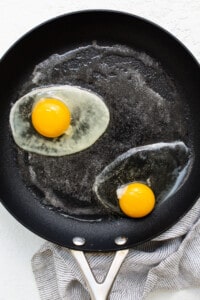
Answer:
[0, 9, 199, 67]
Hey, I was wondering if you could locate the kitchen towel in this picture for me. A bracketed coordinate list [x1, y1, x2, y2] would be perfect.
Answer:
[32, 198, 200, 300]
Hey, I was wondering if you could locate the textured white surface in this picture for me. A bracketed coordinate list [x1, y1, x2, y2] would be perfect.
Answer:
[0, 1, 200, 299]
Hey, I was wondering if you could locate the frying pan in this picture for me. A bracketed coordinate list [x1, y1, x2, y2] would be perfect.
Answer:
[0, 10, 200, 299]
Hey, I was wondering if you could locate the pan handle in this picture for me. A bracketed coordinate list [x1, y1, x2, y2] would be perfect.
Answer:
[70, 249, 129, 300]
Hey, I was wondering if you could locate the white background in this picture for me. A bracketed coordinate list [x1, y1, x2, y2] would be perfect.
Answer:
[0, 1, 200, 299]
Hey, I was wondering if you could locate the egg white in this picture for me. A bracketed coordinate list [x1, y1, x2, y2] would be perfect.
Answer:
[10, 85, 110, 156]
[93, 141, 191, 213]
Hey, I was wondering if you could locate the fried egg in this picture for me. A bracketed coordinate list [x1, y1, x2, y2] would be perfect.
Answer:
[10, 85, 110, 156]
[93, 141, 192, 216]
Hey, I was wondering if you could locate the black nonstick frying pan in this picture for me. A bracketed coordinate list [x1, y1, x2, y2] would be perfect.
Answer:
[0, 10, 200, 299]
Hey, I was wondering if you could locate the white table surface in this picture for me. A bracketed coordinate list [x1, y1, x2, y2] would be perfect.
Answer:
[0, 1, 200, 299]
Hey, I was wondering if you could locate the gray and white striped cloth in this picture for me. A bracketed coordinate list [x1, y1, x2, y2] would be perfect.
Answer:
[32, 198, 200, 300]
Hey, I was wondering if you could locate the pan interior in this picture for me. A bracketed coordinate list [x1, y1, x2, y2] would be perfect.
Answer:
[14, 43, 191, 219]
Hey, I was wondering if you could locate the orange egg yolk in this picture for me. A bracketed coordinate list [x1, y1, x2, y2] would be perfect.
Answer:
[118, 182, 155, 218]
[31, 98, 71, 138]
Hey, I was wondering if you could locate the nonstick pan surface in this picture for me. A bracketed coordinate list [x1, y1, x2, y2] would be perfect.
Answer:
[0, 10, 200, 251]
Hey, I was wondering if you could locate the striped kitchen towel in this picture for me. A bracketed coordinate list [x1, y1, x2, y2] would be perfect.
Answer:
[32, 198, 200, 300]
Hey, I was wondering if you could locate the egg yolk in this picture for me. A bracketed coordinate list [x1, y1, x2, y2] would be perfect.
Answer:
[118, 182, 155, 218]
[31, 98, 71, 138]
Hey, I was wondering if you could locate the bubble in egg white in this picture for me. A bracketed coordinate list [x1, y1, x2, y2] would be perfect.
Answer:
[10, 85, 110, 156]
[93, 141, 192, 214]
